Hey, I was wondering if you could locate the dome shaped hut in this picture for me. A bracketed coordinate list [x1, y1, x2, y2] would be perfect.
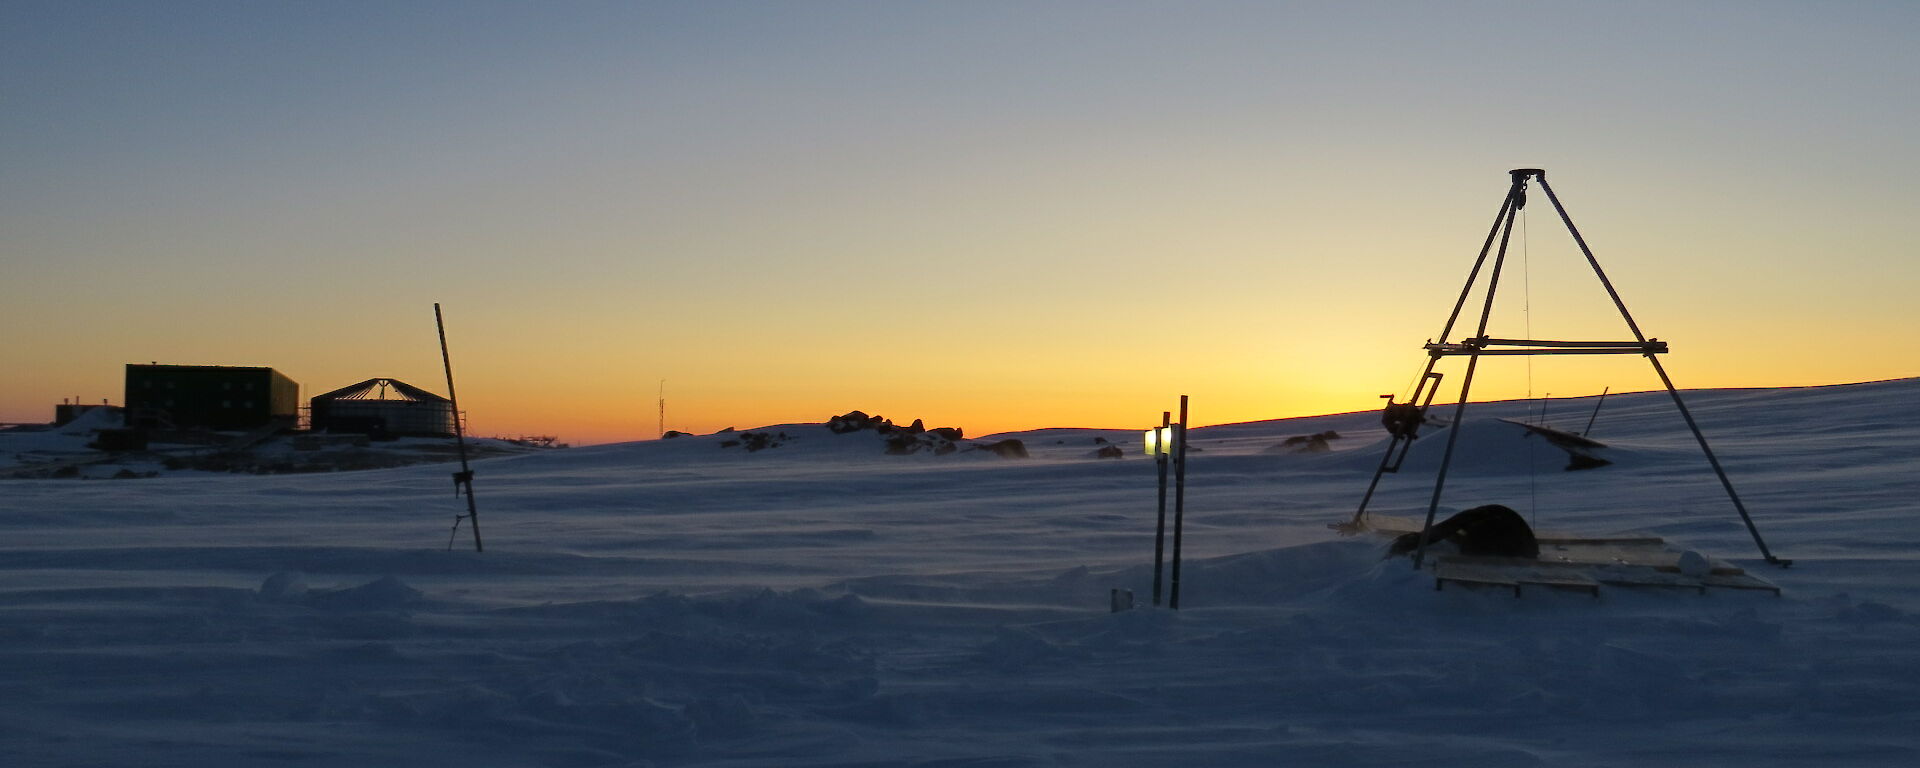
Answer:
[309, 378, 456, 438]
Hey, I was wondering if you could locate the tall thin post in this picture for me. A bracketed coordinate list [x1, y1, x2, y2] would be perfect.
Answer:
[1413, 354, 1482, 569]
[1168, 395, 1190, 610]
[1538, 176, 1783, 566]
[1582, 386, 1611, 436]
[1151, 410, 1171, 606]
[1348, 443, 1399, 529]
[1438, 193, 1521, 344]
[1414, 173, 1525, 569]
[1648, 356, 1786, 565]
[1351, 187, 1516, 529]
[1536, 178, 1649, 342]
[436, 303, 482, 553]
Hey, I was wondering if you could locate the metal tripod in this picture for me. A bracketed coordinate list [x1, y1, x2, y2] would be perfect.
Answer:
[1348, 169, 1787, 569]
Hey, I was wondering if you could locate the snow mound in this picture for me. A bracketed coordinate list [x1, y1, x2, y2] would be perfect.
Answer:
[1324, 417, 1652, 476]
[53, 406, 123, 435]
[302, 575, 423, 610]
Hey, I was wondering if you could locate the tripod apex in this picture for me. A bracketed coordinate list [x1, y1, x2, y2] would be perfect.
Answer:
[1510, 168, 1545, 180]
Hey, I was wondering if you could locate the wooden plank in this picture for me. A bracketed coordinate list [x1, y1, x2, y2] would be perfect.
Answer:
[1535, 535, 1667, 546]
[1432, 560, 1520, 596]
[1588, 566, 1708, 594]
[1435, 557, 1602, 597]
[1537, 543, 1751, 576]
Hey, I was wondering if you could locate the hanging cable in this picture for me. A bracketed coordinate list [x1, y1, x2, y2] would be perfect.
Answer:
[1521, 205, 1539, 528]
[1522, 205, 1535, 417]
[1399, 364, 1426, 402]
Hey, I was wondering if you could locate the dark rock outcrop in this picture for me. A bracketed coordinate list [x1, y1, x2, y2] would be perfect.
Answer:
[1275, 430, 1341, 454]
[980, 439, 1029, 459]
[828, 409, 966, 456]
[718, 431, 786, 452]
[827, 411, 879, 434]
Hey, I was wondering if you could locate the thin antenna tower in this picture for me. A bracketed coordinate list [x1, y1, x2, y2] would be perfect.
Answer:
[435, 303, 482, 552]
[658, 380, 665, 439]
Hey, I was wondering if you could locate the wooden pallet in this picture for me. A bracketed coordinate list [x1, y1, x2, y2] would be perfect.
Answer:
[1351, 514, 1780, 596]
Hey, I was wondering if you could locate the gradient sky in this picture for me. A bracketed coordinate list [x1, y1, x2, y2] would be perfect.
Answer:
[5, 1, 1916, 444]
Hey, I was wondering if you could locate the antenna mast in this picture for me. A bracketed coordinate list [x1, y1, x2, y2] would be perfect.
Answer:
[435, 303, 482, 552]
[657, 380, 665, 439]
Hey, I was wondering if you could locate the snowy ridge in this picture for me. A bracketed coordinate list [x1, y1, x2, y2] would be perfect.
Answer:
[1, 379, 1917, 765]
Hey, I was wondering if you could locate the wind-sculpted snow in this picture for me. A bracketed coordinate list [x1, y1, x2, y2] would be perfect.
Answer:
[1, 380, 1918, 765]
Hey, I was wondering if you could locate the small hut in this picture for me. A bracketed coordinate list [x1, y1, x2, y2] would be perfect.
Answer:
[309, 378, 455, 438]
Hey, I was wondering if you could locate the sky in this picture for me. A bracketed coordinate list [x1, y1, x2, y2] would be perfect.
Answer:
[4, 1, 1917, 444]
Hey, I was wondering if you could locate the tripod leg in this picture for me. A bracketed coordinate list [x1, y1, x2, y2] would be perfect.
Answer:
[1413, 354, 1482, 569]
[1437, 194, 1518, 343]
[1416, 178, 1524, 568]
[1648, 356, 1787, 565]
[1347, 443, 1400, 529]
[1536, 177, 1650, 341]
[1539, 176, 1784, 567]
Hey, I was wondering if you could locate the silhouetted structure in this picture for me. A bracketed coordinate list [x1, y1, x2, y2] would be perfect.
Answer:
[309, 378, 455, 438]
[124, 364, 299, 430]
[54, 402, 118, 426]
[1345, 168, 1785, 568]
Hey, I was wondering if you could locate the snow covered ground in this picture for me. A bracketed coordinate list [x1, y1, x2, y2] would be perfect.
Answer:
[2, 379, 1917, 766]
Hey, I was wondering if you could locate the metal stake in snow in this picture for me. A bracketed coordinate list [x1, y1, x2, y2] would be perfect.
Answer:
[436, 303, 483, 553]
[1169, 395, 1190, 610]
[1582, 386, 1611, 437]
[1150, 410, 1171, 606]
